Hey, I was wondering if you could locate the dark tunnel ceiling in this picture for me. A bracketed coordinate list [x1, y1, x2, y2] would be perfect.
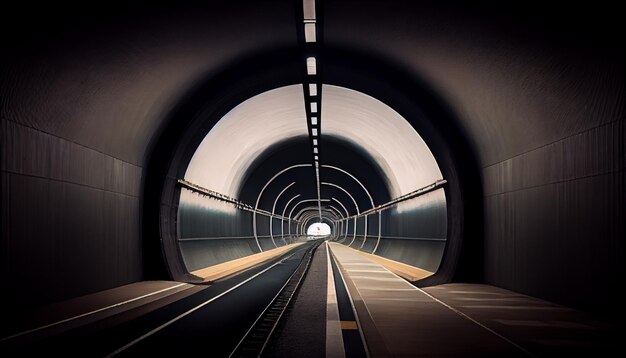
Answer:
[183, 84, 444, 216]
[0, 0, 621, 315]
[238, 136, 392, 214]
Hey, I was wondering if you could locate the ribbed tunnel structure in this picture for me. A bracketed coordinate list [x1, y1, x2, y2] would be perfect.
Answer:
[175, 84, 449, 282]
[1, 1, 624, 356]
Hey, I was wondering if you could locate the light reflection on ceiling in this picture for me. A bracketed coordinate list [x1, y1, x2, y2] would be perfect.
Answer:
[185, 85, 308, 197]
[322, 85, 442, 198]
[184, 84, 443, 210]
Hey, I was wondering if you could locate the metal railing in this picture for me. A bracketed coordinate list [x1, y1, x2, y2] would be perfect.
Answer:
[178, 179, 297, 222]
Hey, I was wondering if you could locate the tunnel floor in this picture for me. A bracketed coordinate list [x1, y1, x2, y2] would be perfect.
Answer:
[1, 240, 622, 356]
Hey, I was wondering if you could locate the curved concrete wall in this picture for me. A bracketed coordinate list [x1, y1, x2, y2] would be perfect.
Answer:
[1, 2, 622, 316]
[177, 188, 296, 272]
[376, 189, 447, 273]
[0, 2, 299, 308]
[325, 2, 624, 313]
[338, 188, 447, 273]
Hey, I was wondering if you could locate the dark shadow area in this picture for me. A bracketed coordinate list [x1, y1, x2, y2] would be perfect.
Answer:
[322, 47, 484, 285]
[142, 49, 302, 280]
[143, 45, 480, 284]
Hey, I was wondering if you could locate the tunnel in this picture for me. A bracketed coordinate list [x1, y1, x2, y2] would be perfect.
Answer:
[173, 83, 452, 284]
[1, 1, 624, 356]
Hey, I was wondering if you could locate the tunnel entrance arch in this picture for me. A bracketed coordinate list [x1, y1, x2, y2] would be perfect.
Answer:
[143, 49, 483, 286]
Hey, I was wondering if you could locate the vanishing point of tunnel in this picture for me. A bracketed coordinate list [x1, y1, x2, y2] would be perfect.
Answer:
[1, 1, 624, 356]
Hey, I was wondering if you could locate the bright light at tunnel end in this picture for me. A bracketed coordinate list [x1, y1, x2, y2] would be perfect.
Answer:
[306, 222, 331, 236]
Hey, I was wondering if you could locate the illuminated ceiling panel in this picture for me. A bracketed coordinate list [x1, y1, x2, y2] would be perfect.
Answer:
[184, 84, 443, 203]
[185, 85, 308, 196]
[322, 85, 443, 197]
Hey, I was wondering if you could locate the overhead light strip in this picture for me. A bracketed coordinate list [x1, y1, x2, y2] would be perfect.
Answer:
[303, 0, 316, 20]
[300, 0, 322, 221]
[307, 57, 317, 75]
[304, 23, 316, 43]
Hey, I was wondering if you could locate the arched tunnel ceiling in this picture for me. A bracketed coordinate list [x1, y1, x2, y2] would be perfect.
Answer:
[184, 85, 308, 198]
[3, 2, 621, 177]
[323, 85, 443, 196]
[1, 1, 623, 314]
[1, 3, 300, 166]
[184, 84, 443, 207]
[323, 1, 624, 166]
[234, 135, 393, 219]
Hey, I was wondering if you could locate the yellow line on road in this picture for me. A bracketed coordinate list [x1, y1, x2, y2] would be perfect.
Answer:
[340, 321, 358, 330]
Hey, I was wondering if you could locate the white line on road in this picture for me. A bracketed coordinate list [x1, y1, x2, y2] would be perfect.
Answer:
[107, 250, 302, 356]
[0, 282, 188, 342]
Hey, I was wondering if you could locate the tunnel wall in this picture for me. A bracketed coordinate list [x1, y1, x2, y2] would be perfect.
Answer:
[0, 2, 298, 308]
[178, 189, 255, 271]
[349, 217, 366, 249]
[360, 215, 379, 253]
[177, 188, 294, 271]
[2, 2, 623, 317]
[326, 2, 624, 314]
[375, 189, 447, 273]
[0, 119, 144, 308]
[342, 188, 448, 273]
[483, 122, 625, 312]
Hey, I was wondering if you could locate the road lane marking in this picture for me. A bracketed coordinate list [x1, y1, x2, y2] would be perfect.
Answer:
[339, 245, 537, 357]
[107, 249, 304, 356]
[340, 321, 358, 330]
[326, 241, 346, 358]
[0, 283, 188, 342]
